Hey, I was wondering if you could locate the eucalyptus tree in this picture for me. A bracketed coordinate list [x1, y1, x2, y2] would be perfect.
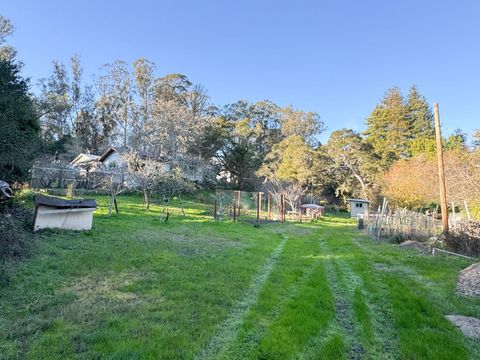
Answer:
[0, 14, 14, 60]
[279, 106, 324, 146]
[37, 54, 97, 152]
[96, 60, 135, 149]
[132, 58, 156, 151]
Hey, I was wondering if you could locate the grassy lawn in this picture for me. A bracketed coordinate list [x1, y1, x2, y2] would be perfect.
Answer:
[0, 195, 479, 359]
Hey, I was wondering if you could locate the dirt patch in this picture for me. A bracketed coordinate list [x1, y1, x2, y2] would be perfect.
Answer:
[60, 271, 150, 323]
[456, 262, 480, 297]
[445, 315, 480, 338]
[398, 240, 431, 254]
[373, 263, 393, 272]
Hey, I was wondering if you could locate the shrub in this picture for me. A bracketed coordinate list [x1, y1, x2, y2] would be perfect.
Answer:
[0, 199, 34, 284]
[444, 221, 480, 257]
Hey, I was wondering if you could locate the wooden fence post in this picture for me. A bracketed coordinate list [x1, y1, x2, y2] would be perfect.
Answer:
[267, 192, 271, 220]
[235, 191, 241, 217]
[256, 192, 262, 225]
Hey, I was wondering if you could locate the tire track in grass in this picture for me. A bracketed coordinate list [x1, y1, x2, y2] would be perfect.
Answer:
[218, 226, 334, 359]
[194, 234, 288, 360]
[352, 236, 474, 359]
[257, 258, 335, 359]
[320, 229, 400, 360]
[321, 251, 365, 359]
[220, 254, 324, 359]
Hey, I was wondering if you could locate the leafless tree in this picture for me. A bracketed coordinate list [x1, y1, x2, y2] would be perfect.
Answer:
[263, 177, 305, 214]
[156, 168, 195, 222]
[96, 60, 135, 149]
[95, 164, 127, 215]
[123, 152, 166, 211]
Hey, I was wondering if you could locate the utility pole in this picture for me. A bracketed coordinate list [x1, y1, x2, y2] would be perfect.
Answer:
[434, 103, 449, 233]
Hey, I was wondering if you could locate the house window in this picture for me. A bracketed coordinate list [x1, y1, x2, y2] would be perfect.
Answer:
[356, 203, 363, 208]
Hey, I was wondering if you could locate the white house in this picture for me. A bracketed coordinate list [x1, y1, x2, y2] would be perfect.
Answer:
[69, 153, 101, 175]
[70, 148, 125, 173]
[348, 199, 370, 218]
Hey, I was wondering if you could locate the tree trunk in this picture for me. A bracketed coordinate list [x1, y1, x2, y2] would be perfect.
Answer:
[178, 195, 186, 218]
[144, 190, 150, 211]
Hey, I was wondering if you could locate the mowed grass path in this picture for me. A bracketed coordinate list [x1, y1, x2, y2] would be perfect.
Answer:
[0, 195, 479, 359]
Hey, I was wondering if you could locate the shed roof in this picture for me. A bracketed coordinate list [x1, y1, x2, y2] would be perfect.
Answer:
[300, 204, 324, 209]
[34, 194, 97, 209]
[347, 198, 371, 203]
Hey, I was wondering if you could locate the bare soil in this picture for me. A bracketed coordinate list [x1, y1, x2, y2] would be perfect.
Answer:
[456, 262, 480, 297]
[398, 240, 431, 254]
[445, 315, 480, 338]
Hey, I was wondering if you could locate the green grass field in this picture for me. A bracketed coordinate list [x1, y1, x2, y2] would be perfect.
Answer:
[1, 195, 479, 359]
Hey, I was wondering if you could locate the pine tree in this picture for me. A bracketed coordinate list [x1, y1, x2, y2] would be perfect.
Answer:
[364, 87, 410, 169]
[0, 58, 41, 182]
[406, 85, 434, 139]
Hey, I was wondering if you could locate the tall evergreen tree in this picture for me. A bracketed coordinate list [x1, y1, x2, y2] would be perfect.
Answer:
[406, 85, 434, 139]
[364, 87, 410, 168]
[0, 58, 41, 183]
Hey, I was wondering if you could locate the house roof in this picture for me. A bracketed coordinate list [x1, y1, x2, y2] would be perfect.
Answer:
[347, 198, 371, 203]
[99, 148, 117, 162]
[70, 153, 100, 165]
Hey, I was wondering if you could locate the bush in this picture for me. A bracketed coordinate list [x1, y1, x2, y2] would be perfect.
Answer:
[444, 221, 480, 257]
[0, 199, 34, 284]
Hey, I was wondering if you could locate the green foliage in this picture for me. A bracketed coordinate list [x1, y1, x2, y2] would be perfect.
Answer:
[364, 87, 410, 168]
[326, 129, 380, 200]
[445, 128, 467, 151]
[406, 85, 435, 139]
[0, 58, 41, 183]
[364, 86, 435, 169]
[260, 135, 315, 185]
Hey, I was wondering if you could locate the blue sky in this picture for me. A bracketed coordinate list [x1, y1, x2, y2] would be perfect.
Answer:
[1, 0, 479, 143]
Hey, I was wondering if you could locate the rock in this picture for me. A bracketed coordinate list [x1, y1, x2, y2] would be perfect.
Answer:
[445, 315, 480, 338]
[457, 263, 480, 297]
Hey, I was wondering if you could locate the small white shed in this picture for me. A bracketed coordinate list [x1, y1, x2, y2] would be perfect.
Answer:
[347, 199, 370, 218]
[33, 195, 97, 231]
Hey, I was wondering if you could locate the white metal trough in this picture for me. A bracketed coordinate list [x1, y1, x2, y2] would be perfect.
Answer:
[33, 195, 97, 231]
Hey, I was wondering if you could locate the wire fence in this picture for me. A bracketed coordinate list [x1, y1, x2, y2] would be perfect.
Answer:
[360, 199, 480, 256]
[206, 190, 324, 224]
[363, 208, 443, 242]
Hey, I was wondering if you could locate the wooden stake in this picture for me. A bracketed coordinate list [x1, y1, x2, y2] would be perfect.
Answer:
[464, 200, 471, 222]
[451, 201, 456, 227]
[267, 192, 271, 220]
[257, 192, 262, 224]
[235, 191, 241, 216]
[434, 103, 449, 233]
